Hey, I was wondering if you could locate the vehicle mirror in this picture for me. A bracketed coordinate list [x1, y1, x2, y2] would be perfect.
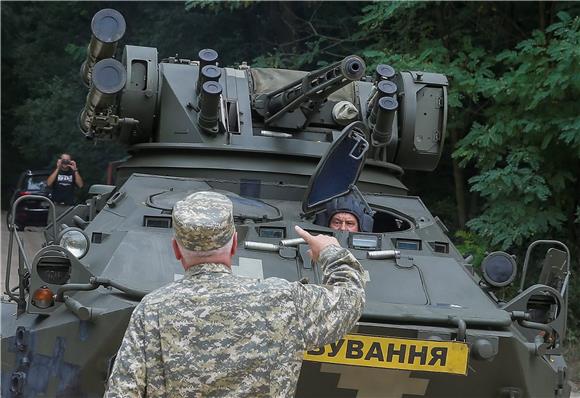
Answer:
[302, 121, 369, 215]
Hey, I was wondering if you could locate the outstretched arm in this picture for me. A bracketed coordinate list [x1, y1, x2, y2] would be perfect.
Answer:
[293, 226, 366, 350]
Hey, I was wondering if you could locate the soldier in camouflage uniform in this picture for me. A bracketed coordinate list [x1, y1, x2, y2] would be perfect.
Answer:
[106, 191, 366, 397]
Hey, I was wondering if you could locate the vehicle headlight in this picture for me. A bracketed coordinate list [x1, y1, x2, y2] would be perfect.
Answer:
[481, 251, 517, 288]
[58, 227, 90, 258]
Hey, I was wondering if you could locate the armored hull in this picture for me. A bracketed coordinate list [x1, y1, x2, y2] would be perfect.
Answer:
[3, 173, 570, 397]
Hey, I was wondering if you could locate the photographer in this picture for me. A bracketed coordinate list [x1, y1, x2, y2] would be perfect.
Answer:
[47, 153, 84, 206]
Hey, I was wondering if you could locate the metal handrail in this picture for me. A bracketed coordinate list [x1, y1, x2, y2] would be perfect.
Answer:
[4, 196, 57, 305]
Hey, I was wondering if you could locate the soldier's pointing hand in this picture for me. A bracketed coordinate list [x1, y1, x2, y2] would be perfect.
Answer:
[295, 225, 340, 262]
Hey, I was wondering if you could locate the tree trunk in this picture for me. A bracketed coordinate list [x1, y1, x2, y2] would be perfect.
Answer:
[539, 1, 546, 31]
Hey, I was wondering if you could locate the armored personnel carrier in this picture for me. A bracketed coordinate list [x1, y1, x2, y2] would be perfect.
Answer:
[2, 9, 572, 397]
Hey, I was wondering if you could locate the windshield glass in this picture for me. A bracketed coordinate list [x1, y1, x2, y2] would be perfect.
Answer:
[26, 175, 48, 191]
[148, 189, 282, 222]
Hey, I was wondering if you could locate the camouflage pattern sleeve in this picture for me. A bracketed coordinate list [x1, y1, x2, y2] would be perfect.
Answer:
[105, 304, 148, 398]
[293, 244, 366, 351]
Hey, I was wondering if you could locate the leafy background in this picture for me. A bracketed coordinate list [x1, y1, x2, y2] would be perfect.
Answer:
[2, 0, 579, 355]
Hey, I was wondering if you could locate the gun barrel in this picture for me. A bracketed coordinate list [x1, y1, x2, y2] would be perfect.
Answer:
[264, 55, 366, 125]
[198, 48, 218, 69]
[341, 56, 366, 81]
[196, 65, 222, 96]
[79, 59, 127, 134]
[369, 80, 397, 124]
[375, 64, 396, 81]
[80, 9, 126, 87]
[197, 81, 222, 134]
[371, 97, 398, 146]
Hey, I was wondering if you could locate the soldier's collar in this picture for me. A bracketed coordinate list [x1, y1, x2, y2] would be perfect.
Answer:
[185, 262, 232, 277]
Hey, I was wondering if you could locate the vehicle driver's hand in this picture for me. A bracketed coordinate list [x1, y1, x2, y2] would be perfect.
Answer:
[56, 158, 62, 168]
[295, 225, 340, 262]
[70, 160, 77, 170]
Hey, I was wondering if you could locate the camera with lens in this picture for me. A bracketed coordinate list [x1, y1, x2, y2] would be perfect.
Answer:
[62, 159, 71, 165]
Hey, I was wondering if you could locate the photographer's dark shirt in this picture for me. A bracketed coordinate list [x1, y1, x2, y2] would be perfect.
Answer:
[52, 169, 75, 205]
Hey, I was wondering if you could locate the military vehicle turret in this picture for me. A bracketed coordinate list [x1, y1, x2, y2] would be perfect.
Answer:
[2, 9, 572, 397]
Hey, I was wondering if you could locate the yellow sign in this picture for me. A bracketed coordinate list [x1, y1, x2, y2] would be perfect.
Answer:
[304, 334, 469, 376]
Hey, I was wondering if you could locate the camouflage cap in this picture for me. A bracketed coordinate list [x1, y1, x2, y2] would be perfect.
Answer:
[172, 191, 235, 251]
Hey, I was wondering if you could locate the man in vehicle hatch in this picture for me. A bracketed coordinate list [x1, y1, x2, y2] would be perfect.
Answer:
[47, 153, 84, 207]
[315, 192, 375, 233]
[105, 191, 366, 397]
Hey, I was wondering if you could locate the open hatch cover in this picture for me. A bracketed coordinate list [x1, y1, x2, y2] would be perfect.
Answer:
[302, 121, 369, 216]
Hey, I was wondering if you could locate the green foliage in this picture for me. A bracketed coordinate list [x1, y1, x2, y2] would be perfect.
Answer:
[64, 43, 87, 63]
[185, 0, 253, 12]
[11, 75, 125, 188]
[359, 1, 428, 29]
[454, 230, 488, 268]
[454, 13, 580, 249]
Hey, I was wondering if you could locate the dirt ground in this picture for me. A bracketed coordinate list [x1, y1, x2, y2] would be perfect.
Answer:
[567, 344, 580, 396]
